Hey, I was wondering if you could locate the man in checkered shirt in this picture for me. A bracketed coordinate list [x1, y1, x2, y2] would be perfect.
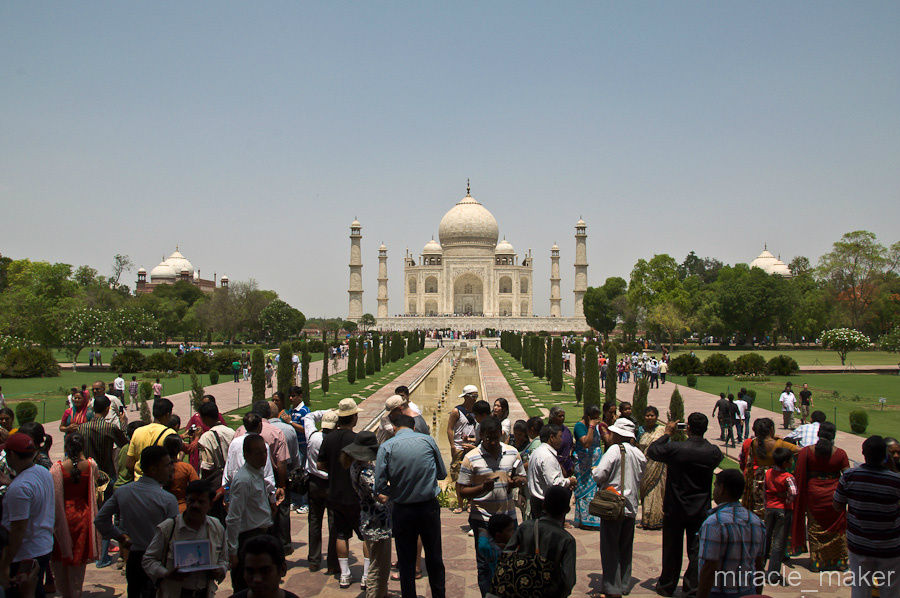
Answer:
[697, 469, 766, 598]
[785, 410, 826, 448]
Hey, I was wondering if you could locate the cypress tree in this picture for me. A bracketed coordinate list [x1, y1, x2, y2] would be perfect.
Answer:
[573, 341, 584, 404]
[522, 335, 530, 369]
[277, 343, 293, 397]
[583, 343, 601, 409]
[347, 338, 357, 384]
[301, 342, 310, 400]
[550, 338, 563, 391]
[534, 336, 545, 378]
[545, 337, 552, 382]
[250, 349, 265, 401]
[669, 386, 685, 441]
[357, 340, 367, 380]
[372, 333, 381, 372]
[632, 378, 649, 426]
[406, 333, 415, 356]
[605, 345, 618, 405]
[366, 341, 375, 375]
[321, 334, 329, 395]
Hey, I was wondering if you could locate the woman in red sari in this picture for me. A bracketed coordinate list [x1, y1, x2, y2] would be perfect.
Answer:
[59, 393, 92, 436]
[182, 394, 225, 472]
[50, 433, 100, 598]
[791, 422, 849, 571]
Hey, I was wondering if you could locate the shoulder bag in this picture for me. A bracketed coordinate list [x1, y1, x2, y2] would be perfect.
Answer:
[490, 519, 559, 597]
[589, 444, 627, 521]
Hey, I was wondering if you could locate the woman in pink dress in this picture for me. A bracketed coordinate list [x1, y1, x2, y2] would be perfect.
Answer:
[50, 433, 100, 598]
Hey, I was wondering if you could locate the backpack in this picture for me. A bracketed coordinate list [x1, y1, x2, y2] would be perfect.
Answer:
[490, 520, 560, 597]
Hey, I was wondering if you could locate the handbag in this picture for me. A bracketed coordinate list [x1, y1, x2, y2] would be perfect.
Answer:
[490, 519, 559, 598]
[589, 444, 627, 521]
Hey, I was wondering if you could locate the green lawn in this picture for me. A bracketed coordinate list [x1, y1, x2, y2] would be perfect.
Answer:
[668, 348, 898, 367]
[489, 349, 587, 427]
[669, 373, 900, 439]
[0, 371, 217, 425]
[222, 349, 435, 429]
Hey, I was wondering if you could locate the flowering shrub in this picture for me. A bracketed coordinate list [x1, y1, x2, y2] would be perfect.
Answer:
[0, 335, 28, 358]
[821, 328, 870, 366]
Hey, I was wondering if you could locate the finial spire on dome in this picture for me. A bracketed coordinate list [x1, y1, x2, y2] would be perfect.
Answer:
[466, 178, 471, 196]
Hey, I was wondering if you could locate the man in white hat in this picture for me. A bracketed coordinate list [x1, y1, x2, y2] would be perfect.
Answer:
[446, 385, 479, 513]
[592, 418, 647, 598]
[379, 395, 431, 444]
[302, 409, 339, 574]
[317, 398, 361, 588]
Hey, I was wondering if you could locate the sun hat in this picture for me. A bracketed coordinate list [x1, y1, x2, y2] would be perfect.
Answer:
[337, 398, 359, 417]
[342, 431, 379, 462]
[0, 433, 36, 454]
[458, 384, 479, 398]
[321, 410, 339, 430]
[385, 395, 406, 411]
[608, 418, 636, 439]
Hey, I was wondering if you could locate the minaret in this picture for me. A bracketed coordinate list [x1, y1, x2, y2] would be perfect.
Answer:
[348, 219, 363, 321]
[574, 218, 588, 317]
[550, 243, 561, 317]
[377, 243, 388, 319]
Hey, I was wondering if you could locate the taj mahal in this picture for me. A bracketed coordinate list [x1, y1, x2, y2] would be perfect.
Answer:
[348, 183, 590, 332]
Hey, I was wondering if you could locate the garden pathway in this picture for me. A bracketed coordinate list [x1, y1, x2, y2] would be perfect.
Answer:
[476, 347, 530, 423]
[563, 359, 867, 464]
[46, 355, 350, 459]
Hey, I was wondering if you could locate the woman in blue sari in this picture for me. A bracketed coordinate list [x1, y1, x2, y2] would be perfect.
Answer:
[572, 404, 610, 529]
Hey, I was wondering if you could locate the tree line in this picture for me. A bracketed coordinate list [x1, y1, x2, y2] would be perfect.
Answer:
[583, 230, 899, 348]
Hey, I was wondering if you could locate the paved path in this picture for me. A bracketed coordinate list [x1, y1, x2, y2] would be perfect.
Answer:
[80, 507, 848, 597]
[47, 356, 350, 459]
[476, 347, 529, 424]
[563, 358, 866, 464]
[356, 348, 448, 429]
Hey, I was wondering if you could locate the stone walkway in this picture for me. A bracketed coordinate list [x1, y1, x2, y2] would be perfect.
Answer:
[356, 348, 448, 429]
[475, 347, 529, 423]
[47, 357, 350, 459]
[564, 360, 867, 464]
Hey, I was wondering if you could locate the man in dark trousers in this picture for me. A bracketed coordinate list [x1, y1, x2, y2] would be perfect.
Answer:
[647, 412, 722, 598]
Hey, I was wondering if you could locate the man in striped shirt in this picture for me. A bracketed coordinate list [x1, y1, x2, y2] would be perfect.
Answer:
[833, 435, 900, 597]
[457, 416, 526, 596]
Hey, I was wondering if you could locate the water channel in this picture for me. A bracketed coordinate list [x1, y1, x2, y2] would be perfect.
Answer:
[408, 345, 482, 464]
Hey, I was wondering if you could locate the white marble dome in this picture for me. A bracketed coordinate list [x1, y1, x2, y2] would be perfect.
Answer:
[423, 238, 443, 254]
[495, 238, 515, 254]
[150, 262, 176, 279]
[163, 250, 193, 275]
[750, 248, 792, 277]
[438, 192, 499, 248]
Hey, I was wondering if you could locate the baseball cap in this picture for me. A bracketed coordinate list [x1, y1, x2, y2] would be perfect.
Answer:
[337, 398, 359, 417]
[321, 410, 339, 430]
[458, 384, 479, 398]
[0, 433, 36, 454]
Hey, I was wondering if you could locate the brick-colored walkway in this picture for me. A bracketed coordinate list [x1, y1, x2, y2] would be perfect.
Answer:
[476, 347, 529, 424]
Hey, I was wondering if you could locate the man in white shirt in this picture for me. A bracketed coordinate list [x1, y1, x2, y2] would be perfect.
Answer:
[113, 373, 126, 400]
[779, 382, 797, 430]
[222, 413, 275, 496]
[732, 395, 748, 441]
[526, 423, 575, 519]
[592, 418, 647, 597]
[226, 434, 275, 592]
[91, 381, 126, 426]
[302, 409, 338, 573]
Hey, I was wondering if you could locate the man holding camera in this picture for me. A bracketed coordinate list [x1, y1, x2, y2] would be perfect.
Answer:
[647, 413, 722, 598]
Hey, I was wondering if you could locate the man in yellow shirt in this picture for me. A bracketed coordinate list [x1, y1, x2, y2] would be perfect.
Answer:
[126, 398, 176, 479]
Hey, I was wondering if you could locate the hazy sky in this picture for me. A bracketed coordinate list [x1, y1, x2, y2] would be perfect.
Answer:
[2, 2, 898, 317]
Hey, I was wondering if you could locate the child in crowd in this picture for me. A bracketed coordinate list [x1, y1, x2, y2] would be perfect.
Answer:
[477, 513, 515, 597]
[764, 447, 798, 584]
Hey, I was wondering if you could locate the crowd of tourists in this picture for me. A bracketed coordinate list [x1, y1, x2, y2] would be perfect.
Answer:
[0, 371, 899, 598]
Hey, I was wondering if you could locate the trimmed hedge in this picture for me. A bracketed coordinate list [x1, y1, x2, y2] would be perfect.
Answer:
[687, 374, 698, 388]
[702, 353, 733, 376]
[766, 355, 799, 376]
[179, 351, 210, 374]
[15, 402, 38, 424]
[110, 349, 146, 373]
[0, 347, 60, 378]
[670, 354, 702, 376]
[145, 351, 178, 372]
[733, 353, 767, 375]
[849, 409, 868, 433]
